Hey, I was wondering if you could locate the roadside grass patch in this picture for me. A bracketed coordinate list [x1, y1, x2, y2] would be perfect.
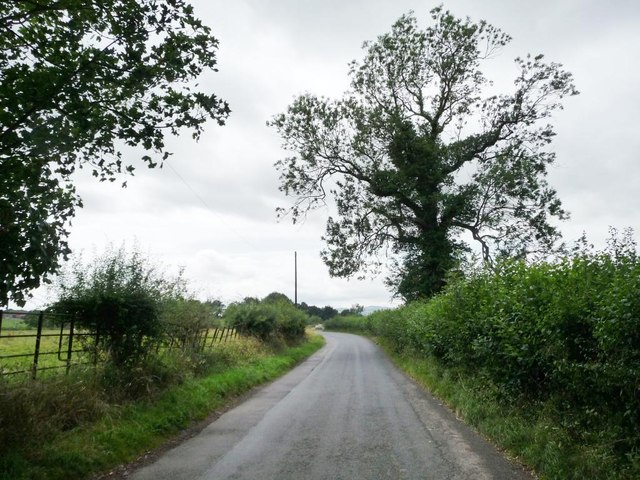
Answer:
[0, 333, 324, 480]
[377, 339, 633, 480]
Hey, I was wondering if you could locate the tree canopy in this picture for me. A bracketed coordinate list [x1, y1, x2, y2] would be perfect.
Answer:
[0, 0, 229, 306]
[270, 8, 577, 300]
[298, 302, 338, 321]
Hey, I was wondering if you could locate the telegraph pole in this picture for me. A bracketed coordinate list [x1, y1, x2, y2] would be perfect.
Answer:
[294, 251, 298, 306]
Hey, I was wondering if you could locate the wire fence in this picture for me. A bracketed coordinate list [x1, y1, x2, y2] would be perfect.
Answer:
[0, 310, 238, 379]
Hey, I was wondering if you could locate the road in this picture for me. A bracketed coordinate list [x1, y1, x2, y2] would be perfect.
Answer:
[130, 332, 533, 480]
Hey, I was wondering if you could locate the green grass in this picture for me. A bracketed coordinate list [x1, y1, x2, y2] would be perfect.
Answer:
[0, 333, 325, 480]
[0, 316, 31, 330]
[0, 327, 239, 378]
[0, 328, 92, 376]
[376, 338, 638, 480]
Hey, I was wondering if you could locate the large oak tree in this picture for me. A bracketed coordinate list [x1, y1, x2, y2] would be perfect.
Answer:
[271, 8, 577, 300]
[0, 0, 229, 306]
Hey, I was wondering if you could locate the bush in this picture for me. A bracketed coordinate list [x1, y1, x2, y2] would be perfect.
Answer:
[275, 303, 307, 342]
[323, 314, 370, 333]
[224, 293, 307, 343]
[160, 298, 220, 351]
[306, 314, 323, 326]
[50, 246, 185, 366]
[0, 333, 282, 463]
[367, 230, 640, 472]
[224, 302, 277, 342]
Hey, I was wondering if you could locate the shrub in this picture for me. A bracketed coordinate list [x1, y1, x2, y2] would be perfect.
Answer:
[50, 246, 184, 366]
[275, 302, 306, 342]
[306, 314, 323, 326]
[368, 230, 640, 471]
[160, 298, 219, 351]
[323, 314, 370, 333]
[224, 293, 307, 343]
[225, 302, 277, 341]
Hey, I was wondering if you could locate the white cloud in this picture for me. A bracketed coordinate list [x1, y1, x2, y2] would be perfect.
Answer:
[26, 0, 640, 310]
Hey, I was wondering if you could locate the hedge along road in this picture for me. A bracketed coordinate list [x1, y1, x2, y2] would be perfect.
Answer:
[130, 332, 532, 480]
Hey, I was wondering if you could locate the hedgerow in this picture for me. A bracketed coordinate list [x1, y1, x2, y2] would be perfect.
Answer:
[49, 246, 186, 366]
[224, 294, 307, 344]
[361, 231, 640, 476]
[323, 315, 370, 332]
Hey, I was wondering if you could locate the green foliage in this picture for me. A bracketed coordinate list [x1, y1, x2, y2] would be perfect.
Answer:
[0, 372, 105, 458]
[339, 304, 364, 316]
[161, 298, 217, 329]
[323, 315, 370, 333]
[365, 230, 640, 477]
[49, 247, 184, 366]
[0, 314, 29, 330]
[0, 0, 230, 307]
[225, 293, 307, 343]
[380, 344, 629, 480]
[262, 292, 293, 305]
[204, 298, 225, 320]
[0, 161, 77, 307]
[160, 298, 221, 351]
[306, 314, 323, 326]
[224, 302, 276, 342]
[298, 302, 338, 320]
[270, 7, 577, 300]
[22, 311, 57, 329]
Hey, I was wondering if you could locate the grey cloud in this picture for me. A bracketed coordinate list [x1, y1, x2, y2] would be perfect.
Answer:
[52, 0, 640, 312]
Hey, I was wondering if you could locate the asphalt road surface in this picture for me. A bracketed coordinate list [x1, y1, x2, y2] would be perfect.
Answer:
[131, 332, 533, 480]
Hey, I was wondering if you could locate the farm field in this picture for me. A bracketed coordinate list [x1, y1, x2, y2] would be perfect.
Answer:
[0, 325, 240, 379]
[0, 316, 31, 330]
[0, 327, 89, 377]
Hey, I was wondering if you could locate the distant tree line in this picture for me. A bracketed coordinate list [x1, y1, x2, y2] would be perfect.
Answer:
[297, 303, 338, 321]
[297, 302, 363, 320]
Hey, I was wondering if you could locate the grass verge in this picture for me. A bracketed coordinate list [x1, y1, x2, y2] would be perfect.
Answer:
[0, 333, 325, 480]
[375, 337, 637, 480]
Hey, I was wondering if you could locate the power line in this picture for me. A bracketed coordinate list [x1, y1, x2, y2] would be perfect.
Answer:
[165, 162, 301, 303]
[165, 162, 211, 212]
[164, 162, 263, 252]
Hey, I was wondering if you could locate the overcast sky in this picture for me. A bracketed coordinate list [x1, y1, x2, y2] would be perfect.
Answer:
[30, 0, 640, 309]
